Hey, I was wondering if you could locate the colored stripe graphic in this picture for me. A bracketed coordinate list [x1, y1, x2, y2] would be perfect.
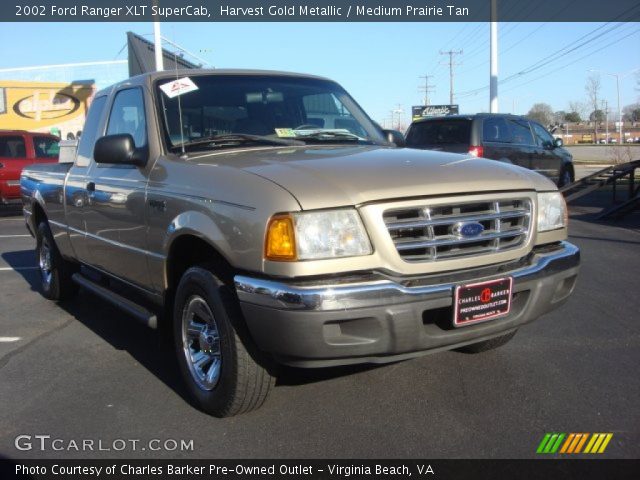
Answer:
[537, 433, 565, 454]
[538, 433, 614, 454]
[584, 433, 614, 454]
[574, 433, 589, 453]
[536, 433, 552, 453]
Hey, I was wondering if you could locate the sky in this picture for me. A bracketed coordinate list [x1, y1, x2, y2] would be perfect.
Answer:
[1, 21, 639, 127]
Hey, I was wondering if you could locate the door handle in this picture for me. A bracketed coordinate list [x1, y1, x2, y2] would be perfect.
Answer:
[0, 162, 4, 169]
[86, 181, 95, 192]
[148, 199, 166, 212]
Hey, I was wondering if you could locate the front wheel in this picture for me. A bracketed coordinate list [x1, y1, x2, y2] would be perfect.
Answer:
[173, 265, 274, 417]
[558, 167, 573, 187]
[36, 221, 78, 301]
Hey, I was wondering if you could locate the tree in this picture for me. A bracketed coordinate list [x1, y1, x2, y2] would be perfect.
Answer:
[568, 101, 587, 123]
[622, 103, 640, 123]
[589, 109, 605, 122]
[553, 110, 566, 125]
[565, 111, 581, 123]
[585, 74, 602, 140]
[527, 103, 554, 126]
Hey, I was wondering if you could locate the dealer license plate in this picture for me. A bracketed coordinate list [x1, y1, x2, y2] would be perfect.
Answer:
[453, 277, 513, 327]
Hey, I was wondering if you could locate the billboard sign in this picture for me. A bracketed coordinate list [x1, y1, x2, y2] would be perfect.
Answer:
[0, 80, 95, 139]
[412, 104, 459, 120]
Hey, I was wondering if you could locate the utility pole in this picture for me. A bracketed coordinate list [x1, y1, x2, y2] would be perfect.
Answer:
[489, 0, 498, 113]
[614, 74, 622, 145]
[440, 49, 463, 105]
[418, 74, 435, 106]
[393, 104, 404, 131]
[152, 0, 163, 71]
[602, 100, 609, 142]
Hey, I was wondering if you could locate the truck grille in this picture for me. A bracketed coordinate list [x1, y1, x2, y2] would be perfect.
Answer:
[383, 198, 532, 262]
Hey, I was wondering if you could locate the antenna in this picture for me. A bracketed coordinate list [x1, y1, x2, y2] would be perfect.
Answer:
[174, 50, 186, 156]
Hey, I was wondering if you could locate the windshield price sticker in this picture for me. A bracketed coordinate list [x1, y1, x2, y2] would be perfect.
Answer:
[159, 77, 199, 98]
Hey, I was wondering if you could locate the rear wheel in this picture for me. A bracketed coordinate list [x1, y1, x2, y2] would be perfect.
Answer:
[36, 221, 78, 301]
[456, 329, 517, 354]
[173, 265, 274, 417]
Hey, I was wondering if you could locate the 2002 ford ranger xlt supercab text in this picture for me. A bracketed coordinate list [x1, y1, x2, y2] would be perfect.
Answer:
[21, 70, 580, 417]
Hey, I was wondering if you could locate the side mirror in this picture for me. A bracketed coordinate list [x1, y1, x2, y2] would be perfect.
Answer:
[382, 129, 406, 148]
[553, 138, 563, 148]
[94, 134, 147, 167]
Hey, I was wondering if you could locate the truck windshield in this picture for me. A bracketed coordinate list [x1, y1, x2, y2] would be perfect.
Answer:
[155, 74, 386, 151]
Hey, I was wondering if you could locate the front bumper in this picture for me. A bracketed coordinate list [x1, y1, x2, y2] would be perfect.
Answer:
[235, 241, 580, 367]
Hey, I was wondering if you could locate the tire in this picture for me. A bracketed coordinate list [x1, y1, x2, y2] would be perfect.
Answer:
[36, 221, 79, 301]
[456, 329, 517, 354]
[558, 167, 573, 188]
[173, 265, 274, 417]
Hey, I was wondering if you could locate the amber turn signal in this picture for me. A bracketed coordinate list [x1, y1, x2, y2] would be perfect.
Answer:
[265, 214, 297, 261]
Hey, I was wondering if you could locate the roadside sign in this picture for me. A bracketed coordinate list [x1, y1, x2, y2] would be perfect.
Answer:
[412, 104, 459, 120]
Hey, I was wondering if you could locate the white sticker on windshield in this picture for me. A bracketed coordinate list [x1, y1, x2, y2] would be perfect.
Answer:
[159, 77, 199, 98]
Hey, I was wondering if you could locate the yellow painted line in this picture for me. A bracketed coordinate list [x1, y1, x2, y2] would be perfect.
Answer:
[597, 433, 613, 453]
[560, 433, 575, 453]
[574, 433, 589, 453]
[584, 434, 599, 453]
[567, 434, 582, 453]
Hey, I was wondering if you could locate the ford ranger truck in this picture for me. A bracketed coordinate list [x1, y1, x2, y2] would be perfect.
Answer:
[21, 70, 580, 417]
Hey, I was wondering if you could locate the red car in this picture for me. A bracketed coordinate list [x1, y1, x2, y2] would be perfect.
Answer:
[0, 130, 59, 203]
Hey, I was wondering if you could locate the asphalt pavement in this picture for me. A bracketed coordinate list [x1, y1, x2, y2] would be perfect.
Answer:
[0, 204, 638, 460]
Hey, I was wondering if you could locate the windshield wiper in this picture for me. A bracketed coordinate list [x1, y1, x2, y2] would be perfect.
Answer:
[170, 133, 304, 151]
[293, 130, 367, 143]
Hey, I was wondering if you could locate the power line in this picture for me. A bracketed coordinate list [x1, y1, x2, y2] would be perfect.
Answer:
[457, 20, 634, 98]
[500, 28, 640, 96]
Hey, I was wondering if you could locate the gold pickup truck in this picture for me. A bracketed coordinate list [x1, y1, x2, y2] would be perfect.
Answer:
[21, 70, 580, 417]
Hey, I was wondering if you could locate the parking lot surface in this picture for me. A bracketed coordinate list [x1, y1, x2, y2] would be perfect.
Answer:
[0, 205, 638, 459]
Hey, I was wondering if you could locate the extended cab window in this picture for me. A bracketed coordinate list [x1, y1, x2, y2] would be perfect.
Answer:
[33, 136, 59, 158]
[507, 118, 535, 145]
[0, 136, 26, 158]
[482, 117, 512, 143]
[76, 96, 107, 167]
[532, 122, 555, 148]
[107, 88, 147, 148]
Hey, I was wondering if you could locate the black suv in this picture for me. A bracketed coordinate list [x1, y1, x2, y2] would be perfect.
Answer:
[405, 114, 574, 186]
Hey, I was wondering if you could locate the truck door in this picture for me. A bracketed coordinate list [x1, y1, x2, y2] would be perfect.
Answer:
[82, 87, 152, 288]
[65, 95, 109, 264]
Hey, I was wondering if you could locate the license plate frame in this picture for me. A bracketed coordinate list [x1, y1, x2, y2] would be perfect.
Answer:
[453, 277, 513, 327]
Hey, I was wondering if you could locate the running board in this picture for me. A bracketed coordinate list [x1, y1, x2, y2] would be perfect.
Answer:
[71, 273, 158, 329]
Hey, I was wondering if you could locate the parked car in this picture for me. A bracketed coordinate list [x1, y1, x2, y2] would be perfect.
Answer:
[0, 130, 59, 203]
[405, 114, 575, 187]
[21, 70, 580, 417]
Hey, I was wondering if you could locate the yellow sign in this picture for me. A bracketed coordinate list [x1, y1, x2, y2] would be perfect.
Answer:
[0, 80, 95, 138]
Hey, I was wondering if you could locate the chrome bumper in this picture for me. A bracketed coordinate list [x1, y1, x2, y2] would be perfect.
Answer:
[235, 241, 580, 312]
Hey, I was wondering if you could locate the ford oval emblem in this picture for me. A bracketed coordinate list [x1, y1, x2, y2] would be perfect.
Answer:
[452, 222, 485, 238]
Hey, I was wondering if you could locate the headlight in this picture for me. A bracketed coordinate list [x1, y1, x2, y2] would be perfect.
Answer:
[265, 209, 372, 261]
[537, 192, 568, 232]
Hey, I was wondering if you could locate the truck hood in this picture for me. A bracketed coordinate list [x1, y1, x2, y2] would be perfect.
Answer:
[189, 145, 556, 210]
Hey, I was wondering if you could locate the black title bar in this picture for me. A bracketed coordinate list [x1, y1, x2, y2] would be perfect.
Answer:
[4, 0, 640, 22]
[2, 459, 639, 480]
